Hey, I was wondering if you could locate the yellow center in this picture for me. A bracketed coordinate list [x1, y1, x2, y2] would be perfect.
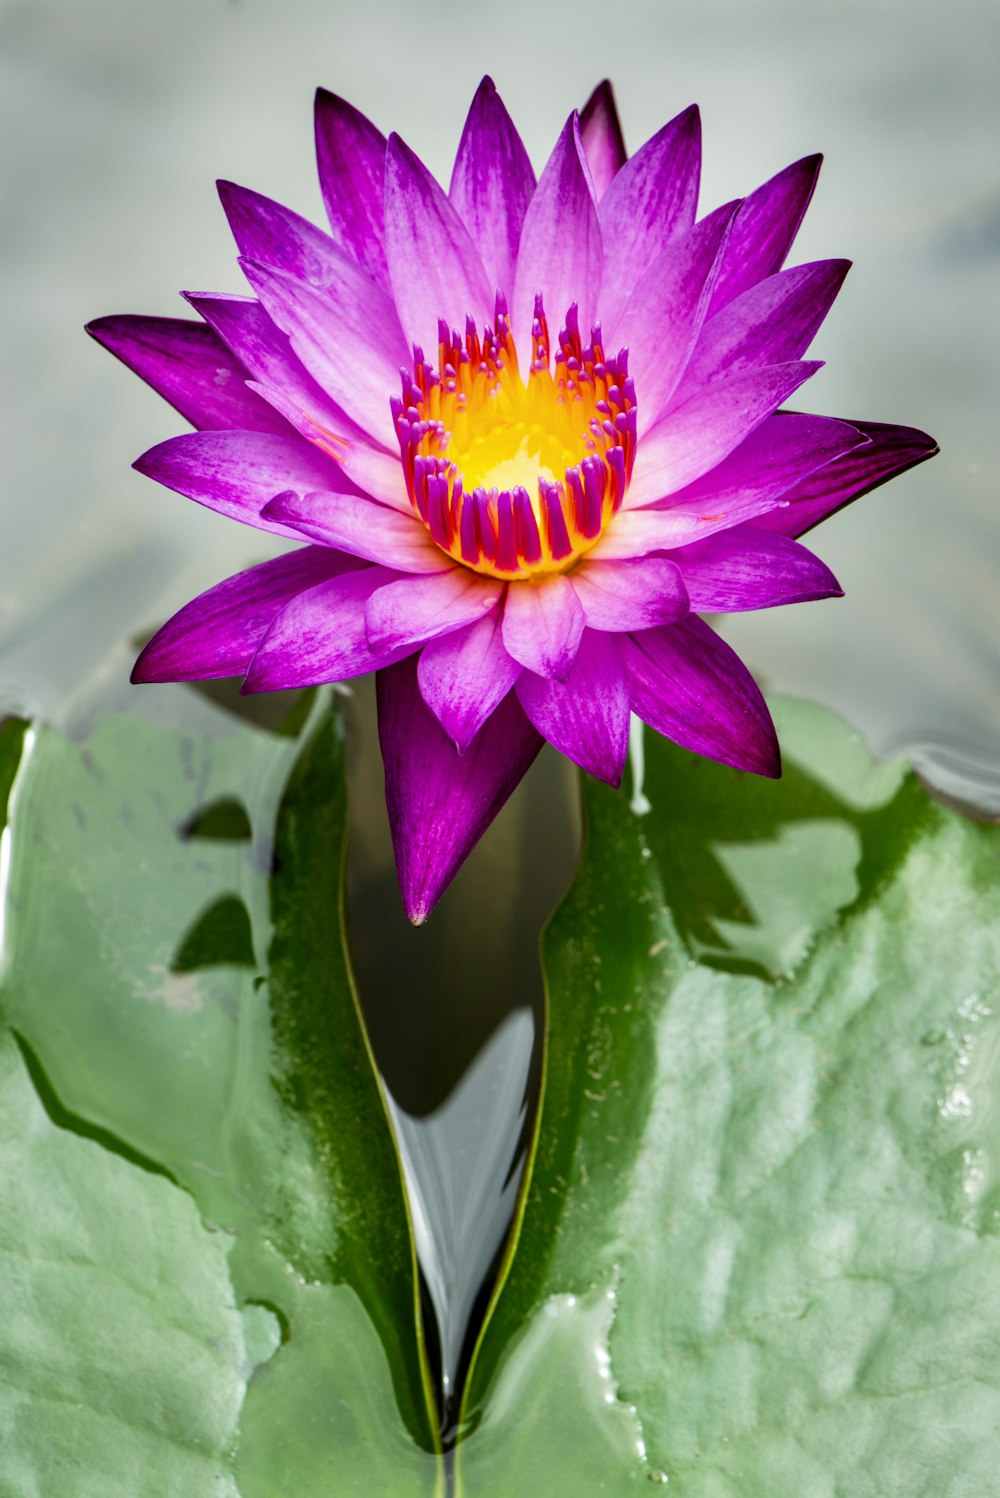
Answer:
[392, 297, 637, 581]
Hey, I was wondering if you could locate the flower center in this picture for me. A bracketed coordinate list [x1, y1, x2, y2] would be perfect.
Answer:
[392, 293, 637, 580]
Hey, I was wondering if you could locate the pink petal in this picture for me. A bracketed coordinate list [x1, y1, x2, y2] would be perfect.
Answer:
[512, 113, 603, 351]
[570, 556, 689, 631]
[262, 490, 445, 573]
[501, 575, 586, 680]
[592, 412, 865, 557]
[384, 133, 494, 352]
[680, 259, 850, 395]
[417, 610, 522, 751]
[621, 616, 780, 776]
[377, 657, 543, 923]
[609, 201, 738, 434]
[365, 568, 502, 653]
[133, 429, 347, 538]
[516, 630, 629, 786]
[579, 81, 627, 199]
[709, 154, 823, 315]
[314, 88, 390, 288]
[598, 104, 702, 331]
[241, 259, 402, 448]
[671, 526, 842, 610]
[86, 314, 286, 434]
[752, 419, 939, 538]
[449, 76, 536, 298]
[243, 565, 408, 691]
[219, 180, 384, 293]
[186, 292, 406, 507]
[625, 361, 823, 506]
[132, 547, 357, 682]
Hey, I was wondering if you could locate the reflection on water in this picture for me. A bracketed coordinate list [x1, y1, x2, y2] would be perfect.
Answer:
[388, 1010, 534, 1414]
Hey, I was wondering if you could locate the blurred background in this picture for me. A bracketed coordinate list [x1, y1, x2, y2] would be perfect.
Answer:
[2, 0, 998, 1402]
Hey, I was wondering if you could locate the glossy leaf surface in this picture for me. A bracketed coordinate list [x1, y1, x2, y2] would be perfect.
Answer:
[0, 706, 440, 1495]
[460, 699, 1000, 1495]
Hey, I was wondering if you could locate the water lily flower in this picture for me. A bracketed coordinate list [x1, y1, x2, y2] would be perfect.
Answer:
[89, 78, 936, 922]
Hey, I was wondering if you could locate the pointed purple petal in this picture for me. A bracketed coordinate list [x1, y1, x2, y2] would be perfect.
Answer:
[243, 565, 408, 691]
[501, 575, 586, 680]
[626, 361, 823, 505]
[261, 490, 444, 573]
[512, 113, 603, 350]
[598, 104, 701, 330]
[378, 656, 543, 923]
[365, 568, 501, 653]
[449, 77, 536, 298]
[86, 314, 286, 434]
[752, 420, 939, 537]
[579, 81, 627, 199]
[571, 555, 689, 631]
[219, 180, 376, 289]
[132, 547, 357, 682]
[595, 413, 866, 557]
[516, 630, 629, 786]
[671, 525, 842, 610]
[241, 259, 402, 448]
[417, 610, 522, 751]
[384, 134, 494, 351]
[134, 430, 347, 538]
[681, 259, 850, 395]
[709, 154, 823, 315]
[314, 88, 390, 288]
[186, 291, 407, 508]
[609, 201, 737, 433]
[621, 616, 780, 777]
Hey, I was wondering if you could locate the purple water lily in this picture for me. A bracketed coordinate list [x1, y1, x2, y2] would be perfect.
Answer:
[89, 78, 936, 922]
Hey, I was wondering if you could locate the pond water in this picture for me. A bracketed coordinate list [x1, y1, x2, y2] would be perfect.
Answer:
[2, 0, 997, 1428]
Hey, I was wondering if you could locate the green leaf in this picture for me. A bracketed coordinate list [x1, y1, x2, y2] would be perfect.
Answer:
[0, 1027, 253, 1498]
[459, 699, 1000, 1496]
[0, 700, 441, 1493]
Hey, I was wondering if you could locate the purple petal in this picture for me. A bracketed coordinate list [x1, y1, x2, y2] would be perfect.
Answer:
[377, 657, 543, 922]
[134, 430, 347, 538]
[187, 291, 407, 508]
[709, 154, 823, 315]
[384, 134, 494, 352]
[571, 555, 689, 631]
[365, 568, 501, 653]
[579, 81, 627, 199]
[609, 201, 738, 433]
[752, 419, 939, 537]
[314, 88, 390, 288]
[681, 259, 850, 395]
[501, 575, 586, 680]
[219, 180, 378, 289]
[449, 77, 536, 298]
[516, 630, 629, 786]
[670, 525, 842, 610]
[241, 259, 402, 448]
[243, 565, 408, 691]
[262, 490, 444, 573]
[626, 361, 823, 505]
[512, 113, 603, 351]
[132, 546, 356, 682]
[621, 616, 780, 776]
[417, 610, 522, 750]
[598, 104, 701, 331]
[86, 314, 286, 434]
[593, 412, 865, 557]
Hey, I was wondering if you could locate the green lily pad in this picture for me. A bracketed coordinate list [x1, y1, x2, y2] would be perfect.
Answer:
[0, 703, 440, 1493]
[459, 699, 1000, 1496]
